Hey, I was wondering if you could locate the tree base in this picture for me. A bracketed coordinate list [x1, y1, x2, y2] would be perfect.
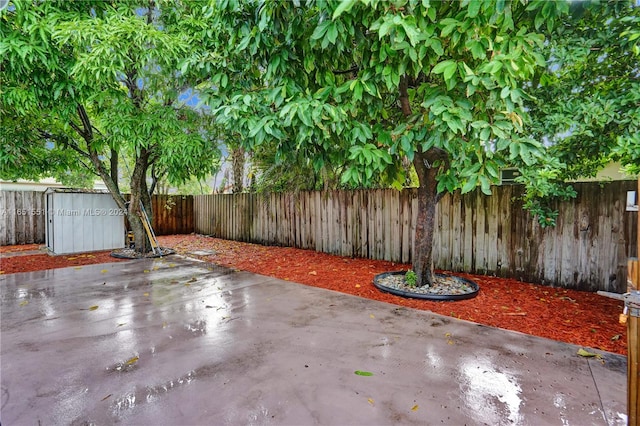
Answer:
[373, 271, 479, 301]
[111, 247, 176, 259]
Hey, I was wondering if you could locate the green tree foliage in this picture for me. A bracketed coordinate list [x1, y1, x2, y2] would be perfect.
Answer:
[1, 0, 221, 252]
[523, 0, 640, 225]
[186, 0, 568, 286]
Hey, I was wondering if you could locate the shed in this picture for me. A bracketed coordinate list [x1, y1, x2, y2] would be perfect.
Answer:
[45, 188, 125, 254]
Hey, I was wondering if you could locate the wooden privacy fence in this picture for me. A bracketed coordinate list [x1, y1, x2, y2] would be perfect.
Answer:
[0, 191, 46, 246]
[138, 194, 194, 236]
[1, 191, 193, 245]
[194, 181, 638, 292]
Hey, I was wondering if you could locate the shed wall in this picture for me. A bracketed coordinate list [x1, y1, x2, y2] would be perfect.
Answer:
[46, 192, 125, 254]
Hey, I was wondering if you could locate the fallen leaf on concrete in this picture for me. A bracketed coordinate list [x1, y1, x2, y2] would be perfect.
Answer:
[125, 356, 139, 365]
[19, 300, 28, 306]
[355, 370, 373, 376]
[368, 398, 375, 406]
[577, 348, 602, 359]
[88, 305, 99, 311]
[411, 405, 419, 411]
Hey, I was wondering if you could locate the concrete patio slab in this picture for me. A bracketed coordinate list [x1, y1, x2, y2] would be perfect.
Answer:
[0, 256, 628, 425]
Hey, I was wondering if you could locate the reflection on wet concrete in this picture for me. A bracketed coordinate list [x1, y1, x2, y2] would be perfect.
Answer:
[458, 354, 522, 425]
[0, 256, 628, 425]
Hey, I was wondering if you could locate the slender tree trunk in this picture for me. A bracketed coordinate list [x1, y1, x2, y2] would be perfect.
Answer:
[128, 149, 152, 253]
[110, 148, 119, 193]
[141, 172, 153, 224]
[231, 146, 245, 193]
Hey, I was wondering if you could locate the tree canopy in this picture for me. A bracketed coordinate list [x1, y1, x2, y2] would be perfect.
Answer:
[182, 0, 569, 285]
[1, 0, 221, 251]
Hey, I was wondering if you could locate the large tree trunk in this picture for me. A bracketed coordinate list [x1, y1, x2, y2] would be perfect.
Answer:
[412, 149, 448, 287]
[397, 77, 450, 287]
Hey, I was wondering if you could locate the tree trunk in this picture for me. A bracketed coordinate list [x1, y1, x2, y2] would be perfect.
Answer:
[72, 103, 154, 254]
[397, 76, 450, 287]
[231, 146, 245, 193]
[110, 148, 119, 193]
[412, 149, 448, 287]
[128, 149, 152, 253]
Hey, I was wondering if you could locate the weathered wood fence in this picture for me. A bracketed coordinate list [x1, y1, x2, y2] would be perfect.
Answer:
[145, 194, 194, 236]
[1, 191, 193, 245]
[194, 181, 638, 292]
[0, 191, 47, 246]
[3, 183, 638, 292]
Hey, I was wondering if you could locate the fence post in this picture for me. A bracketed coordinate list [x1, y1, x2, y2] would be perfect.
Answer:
[630, 178, 640, 425]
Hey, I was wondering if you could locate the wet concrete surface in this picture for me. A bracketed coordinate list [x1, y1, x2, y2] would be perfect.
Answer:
[0, 256, 628, 425]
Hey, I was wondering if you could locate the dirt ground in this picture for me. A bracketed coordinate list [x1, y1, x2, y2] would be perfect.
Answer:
[0, 234, 627, 355]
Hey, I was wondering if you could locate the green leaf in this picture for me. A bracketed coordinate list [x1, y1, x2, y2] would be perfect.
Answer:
[332, 0, 358, 19]
[479, 175, 492, 195]
[461, 176, 478, 194]
[353, 81, 363, 101]
[430, 39, 443, 56]
[311, 21, 331, 40]
[467, 1, 481, 18]
[432, 60, 456, 77]
[354, 370, 374, 376]
[326, 22, 339, 44]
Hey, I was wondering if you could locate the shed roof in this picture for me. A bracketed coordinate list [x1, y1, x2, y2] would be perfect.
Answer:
[45, 187, 111, 194]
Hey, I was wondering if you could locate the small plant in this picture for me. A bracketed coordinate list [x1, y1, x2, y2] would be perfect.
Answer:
[405, 270, 417, 287]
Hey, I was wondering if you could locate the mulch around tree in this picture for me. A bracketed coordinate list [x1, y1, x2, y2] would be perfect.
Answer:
[0, 234, 627, 355]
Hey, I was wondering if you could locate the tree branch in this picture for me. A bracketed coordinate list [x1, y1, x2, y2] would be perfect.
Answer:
[398, 75, 412, 116]
[333, 66, 359, 75]
[77, 104, 93, 140]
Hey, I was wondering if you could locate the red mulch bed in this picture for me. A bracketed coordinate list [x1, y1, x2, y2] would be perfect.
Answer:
[0, 234, 627, 355]
[0, 249, 128, 273]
